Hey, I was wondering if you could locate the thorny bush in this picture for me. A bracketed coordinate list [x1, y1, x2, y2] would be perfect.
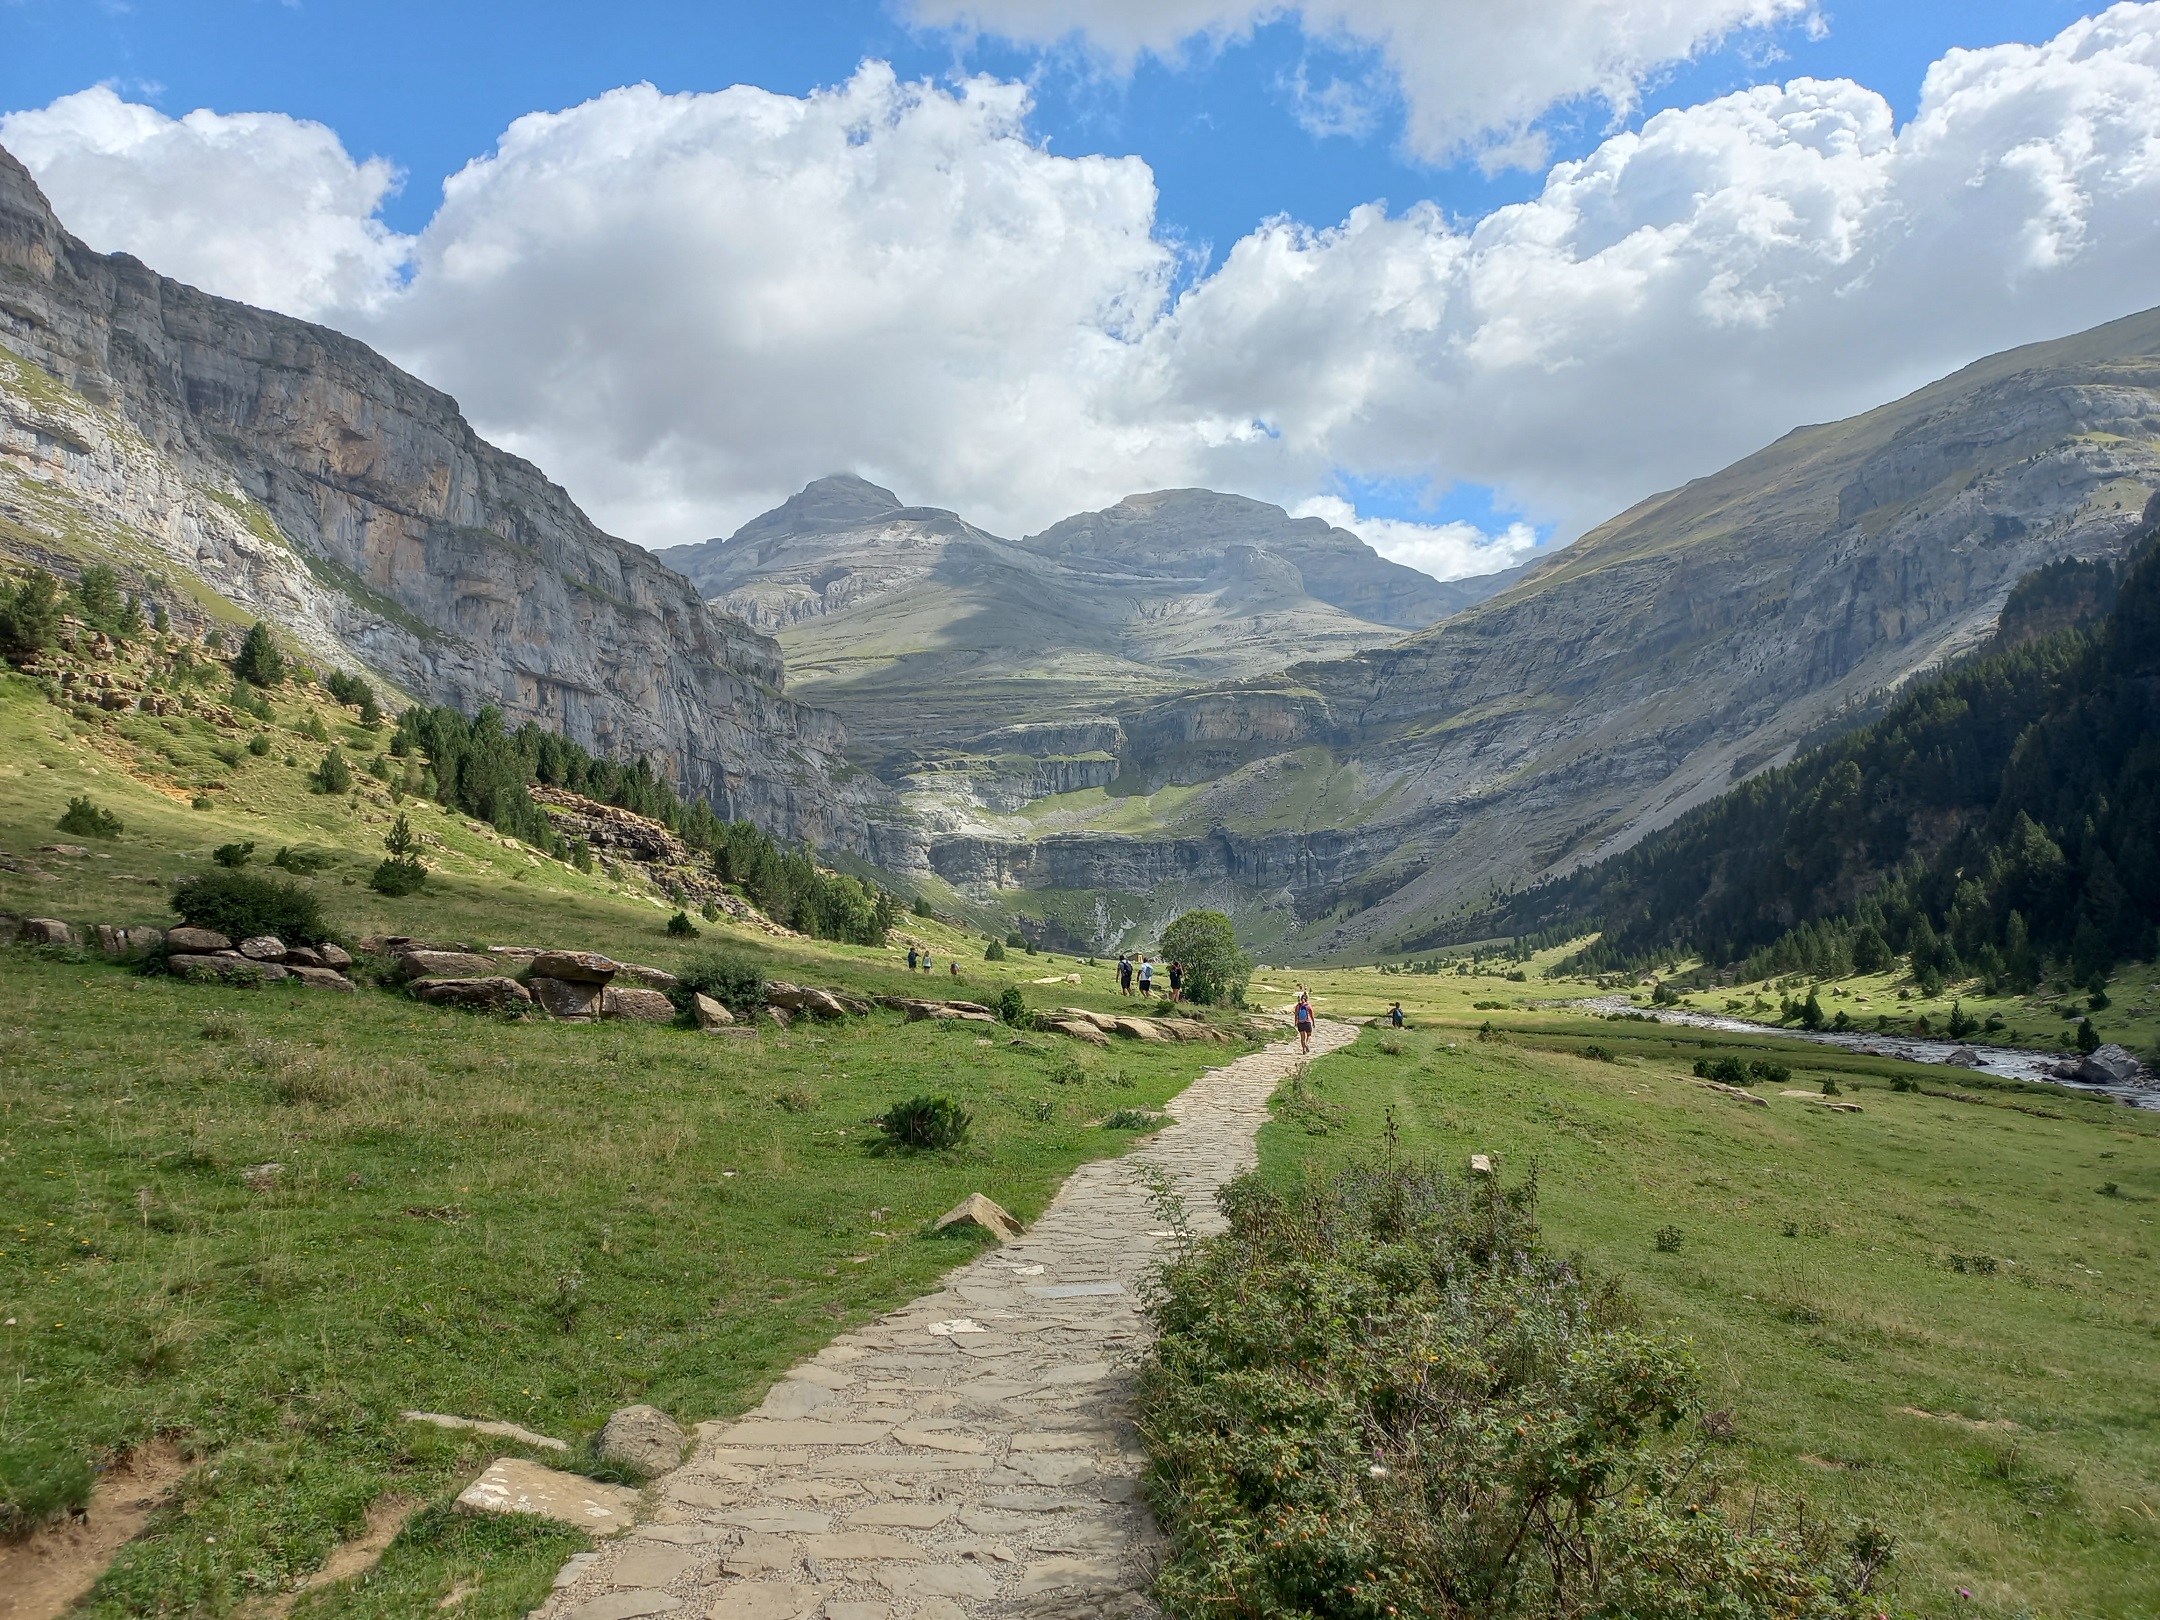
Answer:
[1137, 1155, 1900, 1619]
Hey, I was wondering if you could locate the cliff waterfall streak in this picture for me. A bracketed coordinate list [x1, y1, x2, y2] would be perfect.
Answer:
[0, 144, 860, 845]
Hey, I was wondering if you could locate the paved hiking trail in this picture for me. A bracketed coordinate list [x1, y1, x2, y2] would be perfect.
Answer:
[539, 1020, 1355, 1620]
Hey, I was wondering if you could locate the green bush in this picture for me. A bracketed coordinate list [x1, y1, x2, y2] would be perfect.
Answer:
[1692, 1056, 1750, 1086]
[0, 568, 62, 665]
[246, 733, 273, 756]
[171, 870, 328, 944]
[998, 984, 1028, 1026]
[271, 846, 330, 875]
[876, 1095, 971, 1151]
[1141, 1157, 1892, 1619]
[2076, 1018, 2102, 1055]
[310, 749, 353, 795]
[672, 950, 766, 1022]
[1748, 1059, 1792, 1085]
[1101, 1108, 1162, 1131]
[57, 795, 122, 839]
[232, 619, 285, 686]
[985, 939, 1007, 961]
[211, 841, 256, 869]
[913, 895, 935, 917]
[1005, 931, 1026, 948]
[1158, 909, 1253, 1007]
[369, 859, 427, 896]
[666, 910, 701, 938]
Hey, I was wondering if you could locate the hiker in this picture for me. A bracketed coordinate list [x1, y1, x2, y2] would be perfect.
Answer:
[1294, 988, 1315, 1054]
[949, 959, 961, 980]
[1118, 953, 1133, 996]
[907, 944, 919, 973]
[1139, 956, 1154, 997]
[1168, 960, 1183, 1003]
[922, 949, 933, 974]
[1389, 1001, 1405, 1029]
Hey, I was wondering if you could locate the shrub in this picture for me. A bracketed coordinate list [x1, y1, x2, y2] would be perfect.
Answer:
[985, 939, 1007, 961]
[369, 859, 426, 896]
[1655, 1223, 1686, 1252]
[246, 733, 273, 756]
[876, 1094, 971, 1151]
[1045, 1054, 1087, 1087]
[171, 870, 328, 944]
[1140, 1158, 1890, 1620]
[211, 841, 256, 869]
[1157, 909, 1253, 1007]
[1582, 1043, 1615, 1062]
[232, 619, 285, 686]
[0, 568, 62, 664]
[1005, 931, 1026, 948]
[1693, 1056, 1750, 1086]
[913, 895, 935, 917]
[310, 749, 353, 794]
[1747, 1059, 1792, 1085]
[1102, 1108, 1163, 1131]
[271, 846, 330, 875]
[1821, 1077, 1843, 1096]
[998, 985, 1027, 1026]
[2075, 1018, 2102, 1056]
[673, 950, 766, 1022]
[667, 909, 701, 938]
[57, 796, 122, 839]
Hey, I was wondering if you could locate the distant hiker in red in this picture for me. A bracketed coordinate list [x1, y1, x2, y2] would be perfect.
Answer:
[1294, 989, 1315, 1054]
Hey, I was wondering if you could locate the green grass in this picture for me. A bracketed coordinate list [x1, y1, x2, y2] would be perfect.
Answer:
[0, 643, 1262, 1614]
[1260, 1023, 2160, 1619]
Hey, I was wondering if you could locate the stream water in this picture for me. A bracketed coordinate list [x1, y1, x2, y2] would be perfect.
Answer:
[1569, 996, 2160, 1110]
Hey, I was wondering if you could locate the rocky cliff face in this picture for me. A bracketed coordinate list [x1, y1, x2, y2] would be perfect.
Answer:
[934, 307, 2160, 956]
[0, 145, 860, 845]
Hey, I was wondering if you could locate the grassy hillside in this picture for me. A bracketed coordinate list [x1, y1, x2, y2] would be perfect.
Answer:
[1260, 1019, 2160, 1619]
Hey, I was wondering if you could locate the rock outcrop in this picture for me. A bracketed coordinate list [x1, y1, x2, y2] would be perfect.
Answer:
[0, 144, 860, 846]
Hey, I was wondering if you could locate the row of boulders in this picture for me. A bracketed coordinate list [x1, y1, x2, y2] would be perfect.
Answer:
[1051, 1006, 1241, 1045]
[12, 916, 362, 990]
[369, 939, 684, 1022]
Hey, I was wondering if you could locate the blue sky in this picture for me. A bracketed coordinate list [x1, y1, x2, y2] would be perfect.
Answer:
[1, 1, 2151, 570]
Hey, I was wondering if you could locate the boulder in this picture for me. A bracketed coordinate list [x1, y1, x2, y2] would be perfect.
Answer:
[170, 954, 288, 985]
[530, 950, 620, 983]
[594, 1403, 688, 1477]
[1944, 1047, 1984, 1068]
[614, 962, 680, 992]
[763, 981, 811, 1010]
[95, 924, 163, 958]
[2081, 1044, 2150, 1086]
[1053, 1020, 1110, 1047]
[23, 917, 76, 946]
[166, 925, 231, 953]
[284, 946, 326, 968]
[933, 1193, 1023, 1241]
[287, 965, 357, 993]
[413, 976, 533, 1012]
[237, 935, 288, 961]
[1061, 1008, 1118, 1033]
[456, 1457, 638, 1534]
[394, 948, 499, 982]
[315, 941, 354, 970]
[1468, 1154, 1494, 1175]
[601, 986, 677, 1023]
[1111, 1017, 1168, 1042]
[531, 975, 603, 1019]
[692, 993, 735, 1030]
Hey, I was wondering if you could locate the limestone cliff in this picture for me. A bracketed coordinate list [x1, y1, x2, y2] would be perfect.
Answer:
[0, 145, 859, 845]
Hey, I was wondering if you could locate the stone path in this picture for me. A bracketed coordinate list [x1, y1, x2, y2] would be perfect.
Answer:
[538, 1020, 1355, 1620]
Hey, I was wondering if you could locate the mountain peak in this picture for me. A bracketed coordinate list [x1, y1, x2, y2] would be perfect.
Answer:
[728, 473, 908, 543]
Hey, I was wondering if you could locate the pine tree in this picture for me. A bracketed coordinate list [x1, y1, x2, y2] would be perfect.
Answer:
[233, 620, 285, 687]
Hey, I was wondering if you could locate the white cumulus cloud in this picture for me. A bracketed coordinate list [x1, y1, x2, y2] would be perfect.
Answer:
[904, 0, 1817, 164]
[1292, 496, 1540, 580]
[0, 86, 412, 319]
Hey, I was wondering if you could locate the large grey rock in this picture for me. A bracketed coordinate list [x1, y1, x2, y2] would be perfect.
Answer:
[600, 985, 676, 1023]
[95, 923, 162, 957]
[532, 975, 603, 1019]
[532, 950, 620, 984]
[287, 965, 357, 993]
[613, 962, 680, 991]
[236, 935, 287, 961]
[456, 1457, 637, 1533]
[594, 1403, 687, 1477]
[316, 941, 354, 970]
[412, 976, 532, 1012]
[23, 917, 76, 946]
[2081, 1044, 2150, 1086]
[165, 926, 231, 953]
[933, 1194, 1022, 1241]
[394, 949, 498, 981]
[691, 992, 734, 1029]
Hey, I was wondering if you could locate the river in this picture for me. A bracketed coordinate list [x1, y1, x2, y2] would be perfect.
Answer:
[1569, 996, 2160, 1110]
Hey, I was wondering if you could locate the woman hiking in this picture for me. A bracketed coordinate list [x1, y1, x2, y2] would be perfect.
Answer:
[1294, 988, 1315, 1054]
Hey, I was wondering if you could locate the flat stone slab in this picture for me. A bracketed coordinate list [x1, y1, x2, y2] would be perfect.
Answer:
[401, 1410, 568, 1453]
[458, 1457, 639, 1533]
[534, 1023, 1354, 1619]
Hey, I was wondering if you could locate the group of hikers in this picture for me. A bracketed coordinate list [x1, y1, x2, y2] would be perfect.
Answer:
[903, 943, 960, 979]
[1113, 952, 1186, 1001]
